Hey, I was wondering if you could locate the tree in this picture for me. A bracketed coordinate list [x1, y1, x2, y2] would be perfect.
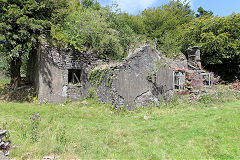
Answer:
[0, 0, 69, 89]
[51, 2, 138, 60]
[139, 0, 194, 56]
[70, 0, 100, 10]
[196, 6, 213, 18]
[0, 45, 9, 77]
[180, 14, 240, 80]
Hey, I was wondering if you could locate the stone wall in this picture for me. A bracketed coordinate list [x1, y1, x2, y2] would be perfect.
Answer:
[27, 44, 100, 103]
[28, 44, 177, 108]
[94, 46, 175, 109]
[28, 43, 211, 108]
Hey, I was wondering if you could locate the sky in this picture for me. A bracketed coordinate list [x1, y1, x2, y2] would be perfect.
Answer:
[98, 0, 240, 17]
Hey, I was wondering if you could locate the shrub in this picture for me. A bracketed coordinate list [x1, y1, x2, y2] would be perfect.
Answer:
[86, 88, 97, 99]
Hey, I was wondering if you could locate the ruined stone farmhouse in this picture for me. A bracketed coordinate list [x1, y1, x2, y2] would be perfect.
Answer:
[27, 44, 212, 109]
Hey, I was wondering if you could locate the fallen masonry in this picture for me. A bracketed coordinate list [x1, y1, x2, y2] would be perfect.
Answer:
[0, 130, 10, 158]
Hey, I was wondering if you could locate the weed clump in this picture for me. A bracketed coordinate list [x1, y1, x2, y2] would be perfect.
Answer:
[197, 88, 240, 106]
[30, 114, 41, 142]
[86, 88, 97, 99]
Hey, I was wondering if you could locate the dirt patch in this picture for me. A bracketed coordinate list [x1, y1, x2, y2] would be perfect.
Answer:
[0, 84, 36, 102]
[0, 152, 8, 160]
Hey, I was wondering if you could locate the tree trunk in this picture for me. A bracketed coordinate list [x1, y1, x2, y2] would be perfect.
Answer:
[10, 57, 22, 89]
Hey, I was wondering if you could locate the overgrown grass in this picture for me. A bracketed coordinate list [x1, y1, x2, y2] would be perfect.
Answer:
[0, 78, 10, 85]
[0, 78, 10, 95]
[0, 78, 240, 159]
[0, 98, 240, 159]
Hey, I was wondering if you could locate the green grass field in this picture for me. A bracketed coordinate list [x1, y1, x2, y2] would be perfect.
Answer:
[0, 78, 240, 159]
[0, 98, 240, 159]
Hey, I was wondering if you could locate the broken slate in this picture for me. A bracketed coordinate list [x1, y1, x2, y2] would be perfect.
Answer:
[0, 130, 6, 139]
[0, 130, 10, 158]
[43, 155, 55, 160]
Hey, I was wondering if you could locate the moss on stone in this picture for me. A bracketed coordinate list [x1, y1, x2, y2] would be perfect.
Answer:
[106, 77, 113, 87]
[89, 69, 111, 87]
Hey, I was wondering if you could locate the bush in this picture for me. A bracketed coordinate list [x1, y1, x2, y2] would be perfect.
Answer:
[198, 88, 240, 105]
[86, 88, 97, 99]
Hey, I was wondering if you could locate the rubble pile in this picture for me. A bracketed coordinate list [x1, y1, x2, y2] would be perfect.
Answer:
[0, 130, 10, 157]
[230, 79, 240, 91]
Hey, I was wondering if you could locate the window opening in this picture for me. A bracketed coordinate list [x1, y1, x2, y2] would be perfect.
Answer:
[68, 69, 82, 85]
[173, 70, 185, 89]
[202, 73, 212, 87]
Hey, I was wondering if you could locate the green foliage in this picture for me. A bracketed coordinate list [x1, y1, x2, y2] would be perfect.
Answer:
[141, 0, 193, 36]
[180, 13, 240, 80]
[0, 0, 69, 85]
[0, 0, 69, 58]
[86, 88, 97, 99]
[30, 114, 41, 142]
[0, 52, 9, 76]
[146, 73, 153, 81]
[120, 0, 194, 56]
[196, 6, 213, 18]
[0, 78, 10, 86]
[197, 87, 240, 106]
[70, 0, 101, 10]
[63, 99, 72, 105]
[56, 126, 68, 146]
[122, 14, 146, 35]
[88, 69, 110, 86]
[106, 77, 113, 87]
[104, 6, 140, 58]
[198, 94, 214, 104]
[1, 0, 239, 83]
[51, 3, 138, 60]
[164, 93, 180, 107]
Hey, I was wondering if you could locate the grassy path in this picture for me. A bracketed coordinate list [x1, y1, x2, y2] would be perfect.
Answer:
[0, 100, 240, 159]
